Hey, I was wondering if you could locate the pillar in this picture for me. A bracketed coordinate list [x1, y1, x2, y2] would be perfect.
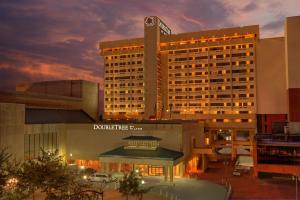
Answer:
[169, 165, 174, 183]
[179, 163, 184, 177]
[164, 166, 168, 182]
[100, 162, 105, 173]
[105, 162, 110, 173]
[117, 163, 121, 172]
[201, 154, 207, 172]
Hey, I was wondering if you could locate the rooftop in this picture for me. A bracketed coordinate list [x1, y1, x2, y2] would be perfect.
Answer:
[99, 146, 183, 161]
[25, 108, 95, 124]
[123, 135, 161, 141]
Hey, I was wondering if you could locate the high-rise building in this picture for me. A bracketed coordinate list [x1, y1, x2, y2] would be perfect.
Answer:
[99, 15, 300, 161]
[100, 16, 258, 122]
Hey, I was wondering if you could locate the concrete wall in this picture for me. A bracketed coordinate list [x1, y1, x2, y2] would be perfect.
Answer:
[0, 103, 25, 161]
[13, 80, 100, 121]
[285, 16, 300, 89]
[256, 37, 288, 114]
[285, 16, 300, 121]
[81, 81, 99, 120]
[17, 80, 82, 98]
[144, 17, 160, 118]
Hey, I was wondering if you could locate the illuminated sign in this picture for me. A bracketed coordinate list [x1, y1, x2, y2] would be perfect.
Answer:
[93, 124, 143, 131]
[159, 20, 171, 35]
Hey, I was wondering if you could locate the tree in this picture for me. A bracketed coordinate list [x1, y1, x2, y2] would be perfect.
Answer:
[0, 148, 104, 200]
[119, 171, 151, 200]
[0, 148, 25, 200]
[17, 149, 73, 199]
[0, 148, 11, 195]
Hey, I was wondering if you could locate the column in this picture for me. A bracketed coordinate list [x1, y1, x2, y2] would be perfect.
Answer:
[164, 165, 168, 182]
[117, 163, 121, 172]
[105, 162, 110, 173]
[169, 165, 174, 183]
[179, 163, 184, 177]
[101, 162, 106, 173]
[202, 154, 206, 172]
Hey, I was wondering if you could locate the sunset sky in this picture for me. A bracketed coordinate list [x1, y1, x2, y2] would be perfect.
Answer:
[0, 0, 299, 91]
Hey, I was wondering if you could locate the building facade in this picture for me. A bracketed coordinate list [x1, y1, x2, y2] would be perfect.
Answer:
[100, 16, 258, 126]
[0, 102, 205, 182]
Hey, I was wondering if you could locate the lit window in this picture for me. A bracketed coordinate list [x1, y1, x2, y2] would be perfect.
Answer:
[205, 137, 210, 145]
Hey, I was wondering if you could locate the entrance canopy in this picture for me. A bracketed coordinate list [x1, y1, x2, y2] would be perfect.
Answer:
[99, 146, 184, 166]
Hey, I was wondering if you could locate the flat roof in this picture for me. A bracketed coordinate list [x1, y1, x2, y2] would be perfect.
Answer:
[123, 136, 161, 141]
[25, 108, 95, 124]
[99, 146, 183, 161]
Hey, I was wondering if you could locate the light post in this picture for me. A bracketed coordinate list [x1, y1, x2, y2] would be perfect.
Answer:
[292, 174, 300, 200]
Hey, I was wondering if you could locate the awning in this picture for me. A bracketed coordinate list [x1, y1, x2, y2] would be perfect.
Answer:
[235, 156, 254, 167]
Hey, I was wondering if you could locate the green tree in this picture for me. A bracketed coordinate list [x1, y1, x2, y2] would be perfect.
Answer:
[0, 148, 11, 195]
[0, 148, 25, 200]
[0, 148, 104, 200]
[17, 149, 75, 199]
[119, 171, 150, 200]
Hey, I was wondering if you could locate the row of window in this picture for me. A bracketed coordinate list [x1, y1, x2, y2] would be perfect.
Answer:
[161, 34, 256, 47]
[105, 90, 144, 95]
[105, 68, 143, 73]
[105, 97, 144, 101]
[169, 78, 255, 85]
[105, 111, 145, 115]
[105, 82, 144, 87]
[169, 92, 254, 98]
[169, 102, 255, 107]
[169, 44, 254, 54]
[104, 53, 144, 59]
[169, 71, 255, 78]
[105, 60, 143, 67]
[168, 61, 254, 70]
[105, 75, 143, 80]
[169, 95, 255, 100]
[170, 52, 253, 62]
[105, 104, 144, 108]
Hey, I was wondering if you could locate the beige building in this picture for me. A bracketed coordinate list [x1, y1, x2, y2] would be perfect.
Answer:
[0, 102, 205, 181]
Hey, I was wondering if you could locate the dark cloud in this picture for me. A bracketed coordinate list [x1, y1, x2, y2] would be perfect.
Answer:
[242, 2, 258, 12]
[0, 0, 232, 92]
[262, 19, 284, 32]
[0, 0, 296, 92]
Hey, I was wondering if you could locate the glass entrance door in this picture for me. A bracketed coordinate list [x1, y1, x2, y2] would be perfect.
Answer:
[148, 165, 164, 176]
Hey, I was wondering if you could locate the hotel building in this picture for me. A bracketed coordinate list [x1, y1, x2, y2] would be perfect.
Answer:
[99, 15, 300, 174]
[100, 16, 257, 125]
[0, 16, 300, 180]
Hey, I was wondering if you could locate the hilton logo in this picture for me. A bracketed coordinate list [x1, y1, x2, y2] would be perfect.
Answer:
[93, 124, 143, 131]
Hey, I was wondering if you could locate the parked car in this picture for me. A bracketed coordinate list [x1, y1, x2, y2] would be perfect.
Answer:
[232, 170, 241, 176]
[88, 173, 115, 183]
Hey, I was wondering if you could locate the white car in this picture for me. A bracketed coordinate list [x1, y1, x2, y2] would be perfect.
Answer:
[88, 173, 114, 183]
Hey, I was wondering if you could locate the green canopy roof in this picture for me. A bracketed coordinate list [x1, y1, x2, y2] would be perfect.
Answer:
[123, 135, 161, 141]
[99, 146, 183, 161]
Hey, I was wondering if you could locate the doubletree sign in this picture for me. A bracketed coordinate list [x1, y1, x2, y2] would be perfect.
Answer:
[159, 20, 171, 35]
[93, 124, 143, 131]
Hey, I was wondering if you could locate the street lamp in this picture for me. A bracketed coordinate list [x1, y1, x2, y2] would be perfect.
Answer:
[292, 174, 300, 200]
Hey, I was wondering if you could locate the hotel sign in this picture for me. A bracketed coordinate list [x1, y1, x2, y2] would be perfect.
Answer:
[93, 124, 143, 131]
[159, 20, 171, 35]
